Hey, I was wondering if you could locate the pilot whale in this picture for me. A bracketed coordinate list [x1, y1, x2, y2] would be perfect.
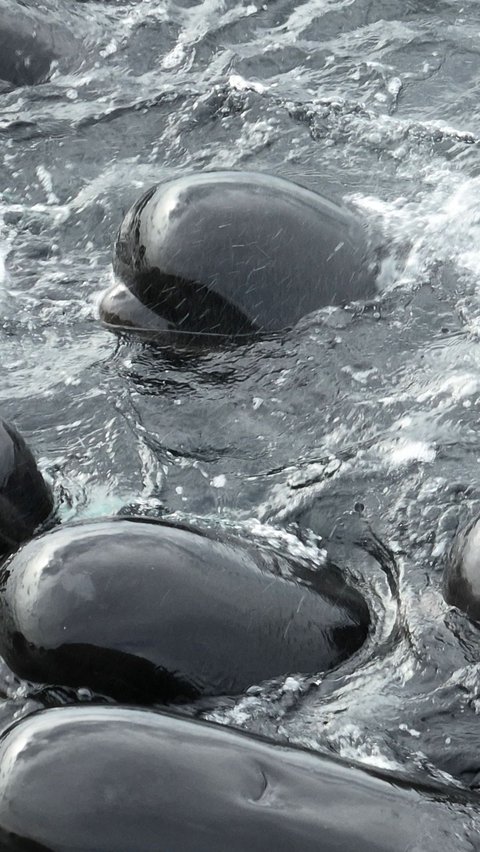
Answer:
[100, 171, 378, 340]
[444, 514, 480, 622]
[0, 516, 369, 703]
[0, 706, 476, 852]
[0, 0, 80, 88]
[0, 418, 53, 556]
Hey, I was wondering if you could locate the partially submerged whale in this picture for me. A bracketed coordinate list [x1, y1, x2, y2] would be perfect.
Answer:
[100, 171, 378, 341]
[444, 514, 480, 622]
[0, 517, 369, 702]
[0, 0, 80, 88]
[0, 706, 476, 851]
[0, 418, 53, 556]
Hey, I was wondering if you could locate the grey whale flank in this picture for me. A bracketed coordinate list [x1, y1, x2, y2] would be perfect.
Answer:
[0, 706, 476, 852]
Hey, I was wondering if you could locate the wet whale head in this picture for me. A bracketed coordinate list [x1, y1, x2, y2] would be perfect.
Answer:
[0, 418, 53, 556]
[100, 170, 379, 343]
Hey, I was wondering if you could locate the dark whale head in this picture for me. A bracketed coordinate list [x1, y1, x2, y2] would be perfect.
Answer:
[0, 0, 84, 89]
[103, 171, 379, 344]
[444, 515, 480, 622]
[0, 419, 53, 556]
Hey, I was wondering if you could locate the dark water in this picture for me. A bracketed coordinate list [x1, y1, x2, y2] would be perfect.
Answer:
[3, 0, 480, 829]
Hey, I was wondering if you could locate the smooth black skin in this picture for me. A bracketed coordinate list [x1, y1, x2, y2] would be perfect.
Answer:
[0, 419, 53, 556]
[0, 828, 51, 852]
[0, 1, 77, 88]
[0, 706, 477, 852]
[0, 517, 369, 703]
[111, 171, 378, 338]
[444, 515, 480, 622]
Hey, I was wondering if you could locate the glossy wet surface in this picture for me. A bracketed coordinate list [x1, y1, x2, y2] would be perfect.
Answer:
[0, 706, 477, 852]
[2, 0, 480, 840]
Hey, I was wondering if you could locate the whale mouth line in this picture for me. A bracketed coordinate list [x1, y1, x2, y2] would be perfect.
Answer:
[124, 268, 263, 337]
[99, 317, 277, 342]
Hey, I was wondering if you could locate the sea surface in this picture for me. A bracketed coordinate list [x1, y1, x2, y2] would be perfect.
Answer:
[3, 0, 480, 836]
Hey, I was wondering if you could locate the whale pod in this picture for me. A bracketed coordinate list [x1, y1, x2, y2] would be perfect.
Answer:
[0, 418, 53, 556]
[0, 706, 477, 851]
[444, 515, 480, 622]
[105, 171, 378, 339]
[0, 517, 369, 702]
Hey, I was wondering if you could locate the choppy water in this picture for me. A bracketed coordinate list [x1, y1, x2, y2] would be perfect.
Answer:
[3, 0, 480, 823]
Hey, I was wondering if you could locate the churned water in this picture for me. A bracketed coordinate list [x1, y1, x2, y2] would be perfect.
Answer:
[3, 0, 480, 828]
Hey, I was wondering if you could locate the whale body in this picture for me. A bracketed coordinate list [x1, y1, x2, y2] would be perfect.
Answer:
[444, 514, 480, 622]
[0, 706, 476, 851]
[0, 1, 79, 88]
[0, 517, 369, 702]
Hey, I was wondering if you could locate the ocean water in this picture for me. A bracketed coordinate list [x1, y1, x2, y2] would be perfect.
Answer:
[3, 0, 480, 832]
